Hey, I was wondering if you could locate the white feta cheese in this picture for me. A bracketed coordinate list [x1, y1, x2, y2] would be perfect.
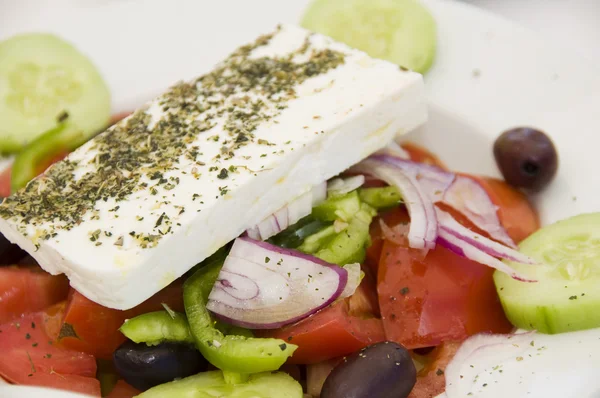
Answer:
[0, 24, 426, 309]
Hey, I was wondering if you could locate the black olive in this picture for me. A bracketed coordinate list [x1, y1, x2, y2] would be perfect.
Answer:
[0, 232, 27, 265]
[113, 340, 208, 391]
[321, 342, 416, 398]
[493, 127, 558, 192]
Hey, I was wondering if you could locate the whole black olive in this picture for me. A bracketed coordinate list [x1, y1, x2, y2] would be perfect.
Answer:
[113, 340, 208, 391]
[493, 127, 558, 192]
[321, 342, 416, 398]
[0, 232, 27, 265]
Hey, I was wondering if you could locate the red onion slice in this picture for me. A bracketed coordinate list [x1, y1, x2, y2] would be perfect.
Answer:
[373, 154, 455, 203]
[357, 156, 517, 253]
[443, 176, 517, 248]
[339, 263, 361, 299]
[246, 182, 327, 241]
[444, 331, 535, 398]
[327, 175, 365, 197]
[353, 157, 438, 250]
[207, 237, 349, 329]
[445, 328, 600, 398]
[437, 229, 535, 282]
[375, 140, 411, 159]
[436, 208, 535, 265]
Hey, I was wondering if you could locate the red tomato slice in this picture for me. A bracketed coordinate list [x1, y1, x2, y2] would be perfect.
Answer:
[258, 278, 385, 364]
[409, 341, 461, 398]
[0, 267, 69, 324]
[59, 281, 184, 359]
[0, 310, 100, 396]
[365, 207, 411, 276]
[106, 380, 141, 398]
[377, 240, 512, 349]
[0, 167, 11, 197]
[401, 142, 448, 169]
[470, 175, 540, 243]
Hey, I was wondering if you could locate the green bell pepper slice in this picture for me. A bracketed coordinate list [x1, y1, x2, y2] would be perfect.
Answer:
[11, 119, 88, 193]
[119, 311, 194, 346]
[358, 186, 402, 209]
[314, 203, 376, 265]
[183, 256, 297, 374]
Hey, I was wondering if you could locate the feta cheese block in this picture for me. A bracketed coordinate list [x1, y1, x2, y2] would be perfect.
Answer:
[0, 24, 426, 309]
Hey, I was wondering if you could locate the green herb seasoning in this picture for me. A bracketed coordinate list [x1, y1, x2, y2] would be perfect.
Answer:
[0, 26, 345, 249]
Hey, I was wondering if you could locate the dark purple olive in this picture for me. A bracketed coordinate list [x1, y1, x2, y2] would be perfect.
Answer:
[113, 341, 208, 391]
[321, 342, 416, 398]
[493, 127, 558, 192]
[0, 232, 27, 265]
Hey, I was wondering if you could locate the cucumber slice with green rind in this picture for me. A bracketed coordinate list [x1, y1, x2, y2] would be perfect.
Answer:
[0, 33, 110, 153]
[494, 213, 600, 334]
[301, 0, 437, 74]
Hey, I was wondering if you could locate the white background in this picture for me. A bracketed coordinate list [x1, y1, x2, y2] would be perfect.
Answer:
[2, 0, 600, 63]
[465, 0, 600, 62]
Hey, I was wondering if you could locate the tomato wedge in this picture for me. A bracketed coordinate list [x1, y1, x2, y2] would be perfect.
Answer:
[471, 175, 539, 243]
[58, 281, 184, 359]
[401, 142, 447, 169]
[0, 310, 100, 396]
[377, 240, 512, 349]
[365, 207, 410, 275]
[0, 166, 11, 197]
[259, 278, 385, 364]
[409, 341, 461, 398]
[0, 266, 69, 324]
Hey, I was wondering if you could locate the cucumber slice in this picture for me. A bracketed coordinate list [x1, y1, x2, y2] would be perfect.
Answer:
[494, 213, 600, 334]
[301, 0, 437, 73]
[0, 33, 110, 153]
[359, 186, 402, 209]
[312, 190, 362, 222]
[138, 370, 302, 398]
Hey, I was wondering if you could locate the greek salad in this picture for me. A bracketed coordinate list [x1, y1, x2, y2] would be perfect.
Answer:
[0, 1, 597, 398]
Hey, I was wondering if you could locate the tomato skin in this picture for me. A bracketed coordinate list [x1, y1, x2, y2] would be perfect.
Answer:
[59, 281, 184, 359]
[409, 341, 461, 398]
[401, 142, 448, 169]
[377, 241, 512, 349]
[0, 310, 100, 396]
[0, 167, 11, 197]
[365, 207, 410, 276]
[258, 279, 385, 364]
[471, 176, 539, 243]
[0, 267, 69, 324]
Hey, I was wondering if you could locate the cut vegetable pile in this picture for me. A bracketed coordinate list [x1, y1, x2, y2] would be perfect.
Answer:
[0, 0, 596, 397]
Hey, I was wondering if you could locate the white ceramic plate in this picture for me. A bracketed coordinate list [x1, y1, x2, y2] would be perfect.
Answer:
[1, 0, 599, 396]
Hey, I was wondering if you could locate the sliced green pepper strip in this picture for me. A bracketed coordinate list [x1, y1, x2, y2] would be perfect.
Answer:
[119, 311, 194, 346]
[214, 320, 254, 338]
[183, 258, 297, 374]
[267, 215, 330, 249]
[311, 190, 362, 222]
[136, 370, 302, 398]
[314, 203, 376, 266]
[11, 120, 88, 193]
[359, 186, 402, 209]
[297, 224, 337, 253]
